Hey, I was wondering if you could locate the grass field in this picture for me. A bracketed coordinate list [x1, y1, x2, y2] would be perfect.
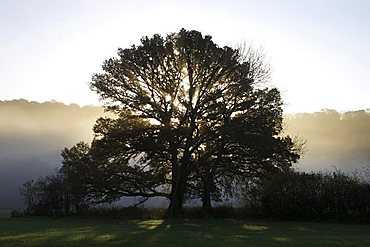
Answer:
[0, 216, 369, 247]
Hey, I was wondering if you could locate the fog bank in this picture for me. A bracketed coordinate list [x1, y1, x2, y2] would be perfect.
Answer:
[285, 109, 370, 172]
[0, 100, 104, 209]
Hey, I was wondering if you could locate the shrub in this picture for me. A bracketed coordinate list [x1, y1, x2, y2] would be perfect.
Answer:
[244, 170, 370, 222]
[10, 209, 25, 218]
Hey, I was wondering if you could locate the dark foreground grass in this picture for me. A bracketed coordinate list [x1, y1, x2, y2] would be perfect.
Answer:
[0, 210, 11, 218]
[0, 217, 369, 247]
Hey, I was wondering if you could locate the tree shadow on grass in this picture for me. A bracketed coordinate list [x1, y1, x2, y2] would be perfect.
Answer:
[0, 218, 270, 247]
[0, 218, 369, 247]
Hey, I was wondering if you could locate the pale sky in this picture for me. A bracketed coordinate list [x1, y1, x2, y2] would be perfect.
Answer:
[0, 0, 369, 113]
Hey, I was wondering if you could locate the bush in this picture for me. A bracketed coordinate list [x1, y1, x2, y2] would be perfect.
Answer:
[10, 209, 25, 218]
[243, 170, 370, 222]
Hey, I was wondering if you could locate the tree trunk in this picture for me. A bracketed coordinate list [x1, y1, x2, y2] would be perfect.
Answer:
[166, 116, 194, 219]
[166, 171, 187, 218]
[201, 178, 213, 218]
[166, 192, 183, 218]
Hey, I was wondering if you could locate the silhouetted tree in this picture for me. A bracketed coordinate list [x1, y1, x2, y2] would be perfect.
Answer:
[19, 180, 39, 215]
[60, 141, 91, 212]
[87, 29, 300, 218]
[19, 172, 70, 216]
[19, 151, 90, 216]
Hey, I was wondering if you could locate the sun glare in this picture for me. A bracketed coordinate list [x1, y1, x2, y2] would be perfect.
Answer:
[165, 95, 172, 102]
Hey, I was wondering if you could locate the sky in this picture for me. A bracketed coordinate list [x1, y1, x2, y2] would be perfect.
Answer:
[0, 0, 369, 113]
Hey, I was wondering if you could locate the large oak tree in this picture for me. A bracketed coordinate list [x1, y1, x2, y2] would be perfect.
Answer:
[67, 29, 300, 218]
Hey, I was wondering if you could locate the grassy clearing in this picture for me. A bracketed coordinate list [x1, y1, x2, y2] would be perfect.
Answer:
[0, 217, 369, 247]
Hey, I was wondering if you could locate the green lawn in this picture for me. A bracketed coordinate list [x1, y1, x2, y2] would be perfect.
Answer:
[0, 216, 369, 247]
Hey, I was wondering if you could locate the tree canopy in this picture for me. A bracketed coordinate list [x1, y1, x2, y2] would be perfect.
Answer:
[62, 29, 300, 218]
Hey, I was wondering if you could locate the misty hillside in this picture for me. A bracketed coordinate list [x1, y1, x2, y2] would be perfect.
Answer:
[0, 100, 104, 209]
[0, 100, 369, 209]
[284, 109, 370, 172]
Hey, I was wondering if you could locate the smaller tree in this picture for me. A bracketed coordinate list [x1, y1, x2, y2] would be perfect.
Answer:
[19, 180, 40, 215]
[60, 141, 92, 210]
[37, 173, 68, 216]
[19, 162, 89, 216]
